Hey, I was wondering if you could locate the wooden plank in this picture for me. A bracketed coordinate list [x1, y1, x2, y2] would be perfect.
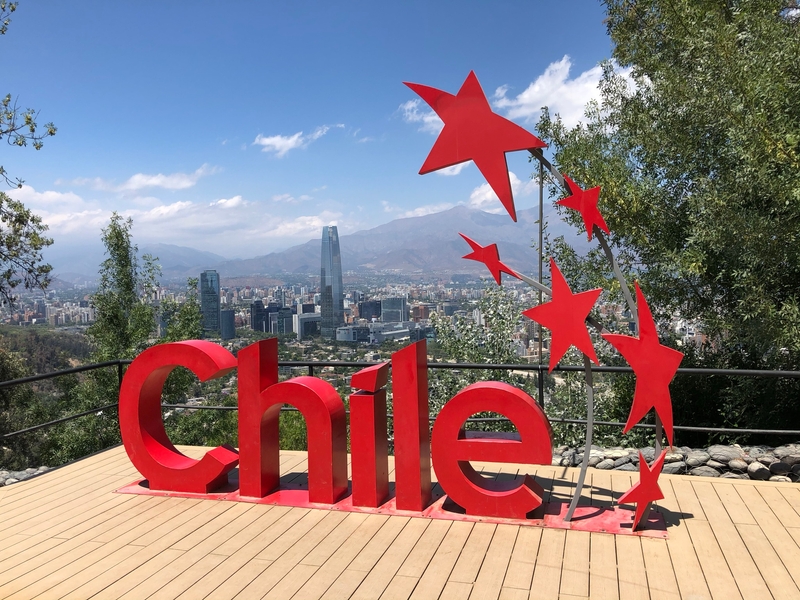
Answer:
[559, 530, 589, 598]
[262, 563, 318, 600]
[380, 574, 420, 600]
[684, 519, 742, 600]
[181, 509, 341, 600]
[588, 533, 618, 600]
[498, 588, 529, 600]
[661, 479, 712, 600]
[395, 519, 452, 579]
[614, 535, 649, 600]
[293, 514, 392, 599]
[502, 526, 541, 591]
[757, 485, 800, 529]
[736, 523, 800, 600]
[147, 553, 228, 600]
[713, 482, 756, 525]
[590, 470, 614, 509]
[449, 522, 497, 584]
[350, 518, 431, 599]
[440, 580, 473, 599]
[530, 527, 565, 600]
[736, 484, 800, 585]
[409, 521, 473, 600]
[469, 524, 518, 600]
[320, 569, 370, 600]
[301, 512, 370, 567]
[640, 538, 680, 600]
[778, 485, 800, 514]
[201, 559, 273, 600]
[692, 481, 771, 600]
[670, 478, 707, 521]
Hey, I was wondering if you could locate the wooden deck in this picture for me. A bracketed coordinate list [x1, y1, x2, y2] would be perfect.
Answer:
[1, 446, 799, 600]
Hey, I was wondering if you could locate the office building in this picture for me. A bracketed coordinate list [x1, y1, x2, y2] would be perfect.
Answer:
[381, 297, 408, 323]
[200, 270, 221, 332]
[320, 225, 344, 338]
[220, 309, 235, 340]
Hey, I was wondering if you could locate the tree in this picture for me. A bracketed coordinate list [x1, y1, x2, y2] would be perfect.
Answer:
[0, 2, 56, 305]
[87, 214, 159, 361]
[536, 0, 800, 439]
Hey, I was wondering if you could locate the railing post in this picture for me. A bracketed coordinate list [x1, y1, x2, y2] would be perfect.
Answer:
[117, 361, 124, 392]
[308, 365, 314, 377]
[538, 365, 545, 408]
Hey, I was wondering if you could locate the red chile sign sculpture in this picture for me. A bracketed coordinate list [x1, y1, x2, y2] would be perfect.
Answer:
[118, 71, 683, 535]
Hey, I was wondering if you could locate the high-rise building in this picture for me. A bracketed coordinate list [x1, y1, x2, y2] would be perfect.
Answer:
[381, 297, 408, 323]
[220, 309, 236, 340]
[200, 270, 221, 332]
[320, 225, 344, 338]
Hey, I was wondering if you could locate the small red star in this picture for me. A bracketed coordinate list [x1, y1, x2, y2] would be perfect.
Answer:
[459, 233, 520, 285]
[602, 283, 683, 445]
[523, 259, 601, 372]
[404, 71, 545, 222]
[557, 175, 609, 241]
[618, 450, 666, 530]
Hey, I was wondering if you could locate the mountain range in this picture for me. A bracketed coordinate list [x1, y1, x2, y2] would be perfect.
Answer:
[51, 205, 589, 284]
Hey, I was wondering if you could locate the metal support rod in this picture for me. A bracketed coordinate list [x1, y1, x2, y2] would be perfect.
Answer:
[538, 159, 544, 407]
[565, 354, 595, 522]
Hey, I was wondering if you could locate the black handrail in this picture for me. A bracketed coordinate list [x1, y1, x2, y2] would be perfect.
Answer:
[3, 357, 800, 441]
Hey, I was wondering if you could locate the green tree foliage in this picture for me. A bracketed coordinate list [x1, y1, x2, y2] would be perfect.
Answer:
[429, 284, 538, 432]
[536, 0, 800, 441]
[0, 2, 56, 305]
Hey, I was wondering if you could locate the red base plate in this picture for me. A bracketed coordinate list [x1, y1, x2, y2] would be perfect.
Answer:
[115, 477, 667, 538]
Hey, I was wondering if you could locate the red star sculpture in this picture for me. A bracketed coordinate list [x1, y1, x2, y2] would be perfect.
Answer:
[557, 175, 609, 241]
[618, 450, 666, 530]
[602, 283, 683, 445]
[459, 233, 520, 285]
[522, 259, 601, 372]
[404, 71, 546, 222]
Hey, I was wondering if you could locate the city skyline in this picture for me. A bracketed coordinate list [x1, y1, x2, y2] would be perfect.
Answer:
[3, 2, 617, 265]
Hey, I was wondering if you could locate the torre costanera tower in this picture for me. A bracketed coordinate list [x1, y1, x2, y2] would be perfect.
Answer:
[320, 225, 344, 339]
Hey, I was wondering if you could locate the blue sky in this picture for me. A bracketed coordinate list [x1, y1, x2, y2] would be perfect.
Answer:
[3, 1, 615, 266]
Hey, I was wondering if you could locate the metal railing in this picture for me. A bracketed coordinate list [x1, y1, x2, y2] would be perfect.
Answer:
[3, 358, 800, 441]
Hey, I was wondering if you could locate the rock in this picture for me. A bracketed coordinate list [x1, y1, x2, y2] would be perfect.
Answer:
[774, 444, 800, 460]
[551, 456, 561, 466]
[728, 459, 748, 471]
[758, 456, 777, 467]
[686, 451, 711, 467]
[769, 476, 792, 483]
[707, 460, 727, 470]
[679, 446, 693, 456]
[792, 464, 800, 476]
[708, 444, 744, 463]
[554, 445, 569, 455]
[747, 461, 771, 480]
[37, 466, 49, 472]
[781, 454, 800, 467]
[588, 456, 603, 468]
[615, 463, 639, 472]
[639, 447, 656, 462]
[721, 472, 748, 479]
[613, 456, 632, 468]
[606, 450, 627, 460]
[4, 478, 18, 485]
[769, 462, 791, 475]
[24, 468, 37, 474]
[690, 466, 721, 478]
[664, 452, 684, 463]
[662, 461, 687, 475]
[595, 459, 615, 470]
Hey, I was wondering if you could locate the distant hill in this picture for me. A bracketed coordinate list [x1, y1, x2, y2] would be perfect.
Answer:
[48, 205, 590, 281]
[209, 205, 588, 278]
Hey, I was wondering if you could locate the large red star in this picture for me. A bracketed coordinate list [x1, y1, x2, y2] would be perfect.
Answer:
[618, 450, 666, 530]
[602, 283, 683, 445]
[404, 71, 545, 222]
[459, 233, 520, 285]
[557, 175, 609, 241]
[522, 259, 601, 372]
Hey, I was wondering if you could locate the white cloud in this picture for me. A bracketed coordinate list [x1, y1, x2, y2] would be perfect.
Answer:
[467, 172, 536, 212]
[400, 202, 454, 218]
[399, 99, 443, 134]
[435, 163, 470, 176]
[210, 195, 245, 209]
[65, 164, 217, 193]
[258, 211, 341, 239]
[9, 185, 86, 210]
[271, 193, 312, 204]
[253, 124, 343, 157]
[494, 56, 632, 128]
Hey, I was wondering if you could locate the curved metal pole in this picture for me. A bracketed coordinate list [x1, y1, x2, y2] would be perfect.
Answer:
[565, 353, 595, 522]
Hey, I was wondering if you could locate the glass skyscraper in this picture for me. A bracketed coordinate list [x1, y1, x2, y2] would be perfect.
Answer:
[320, 225, 344, 338]
[200, 270, 221, 332]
